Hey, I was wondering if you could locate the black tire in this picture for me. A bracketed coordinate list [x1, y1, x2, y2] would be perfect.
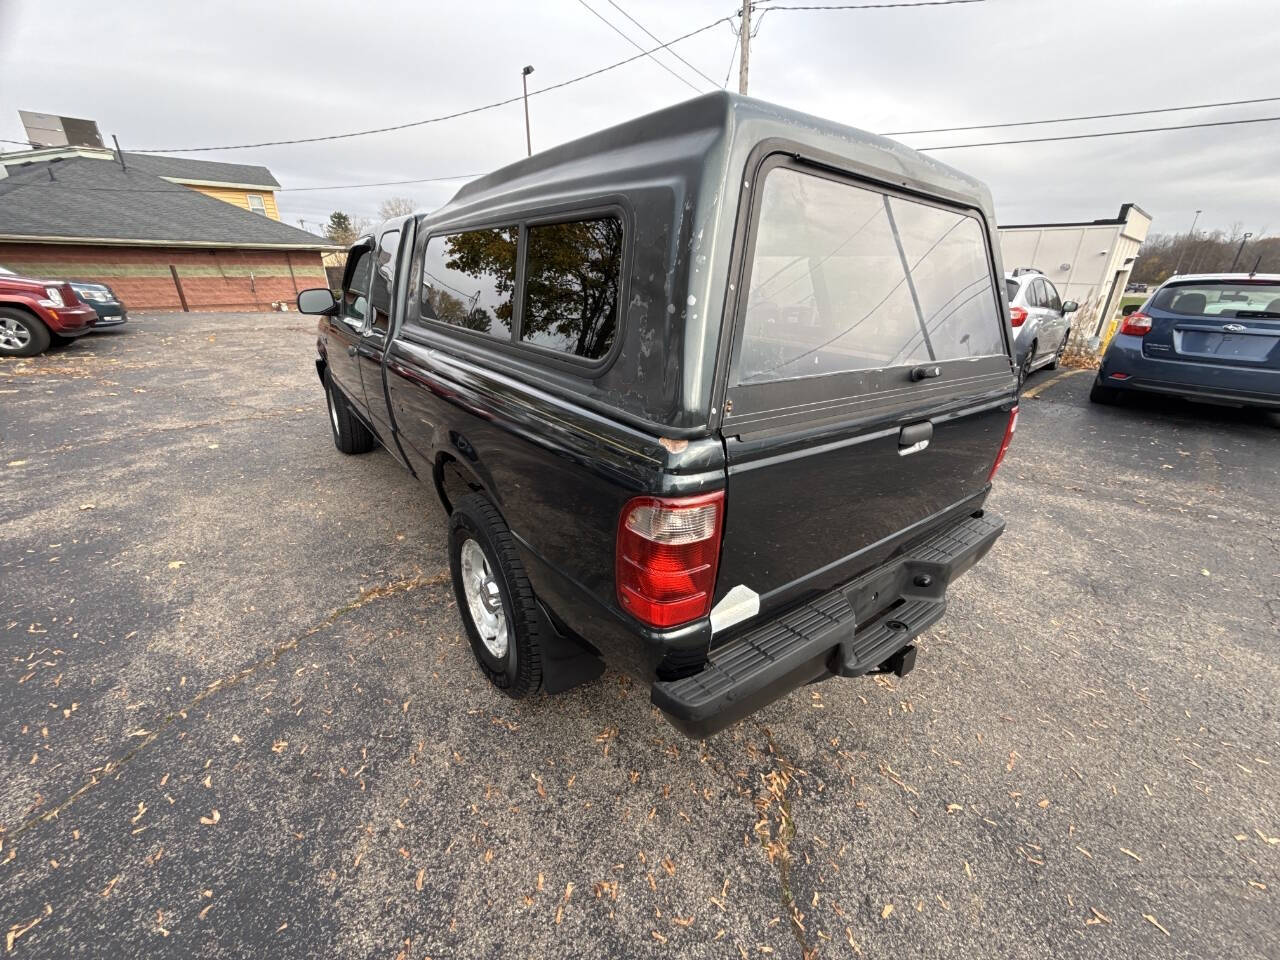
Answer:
[1046, 330, 1070, 371]
[1017, 343, 1035, 388]
[448, 494, 543, 698]
[1089, 381, 1121, 405]
[0, 307, 51, 357]
[324, 370, 375, 455]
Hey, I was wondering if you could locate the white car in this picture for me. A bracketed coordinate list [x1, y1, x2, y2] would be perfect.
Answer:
[1004, 269, 1078, 386]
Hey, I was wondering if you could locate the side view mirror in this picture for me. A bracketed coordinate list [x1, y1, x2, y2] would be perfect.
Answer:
[1062, 300, 1079, 314]
[297, 287, 338, 315]
[1121, 303, 1139, 317]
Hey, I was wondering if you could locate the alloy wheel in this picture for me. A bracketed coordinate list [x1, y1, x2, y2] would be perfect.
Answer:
[0, 316, 32, 351]
[460, 538, 508, 659]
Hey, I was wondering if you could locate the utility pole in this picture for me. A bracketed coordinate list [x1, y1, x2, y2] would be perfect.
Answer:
[1171, 209, 1201, 276]
[738, 0, 751, 95]
[521, 65, 535, 157]
[1229, 232, 1253, 272]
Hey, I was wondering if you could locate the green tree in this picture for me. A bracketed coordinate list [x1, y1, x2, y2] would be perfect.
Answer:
[324, 211, 371, 247]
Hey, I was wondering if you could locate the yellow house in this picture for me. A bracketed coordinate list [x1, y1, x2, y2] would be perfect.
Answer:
[121, 152, 283, 220]
[0, 145, 286, 221]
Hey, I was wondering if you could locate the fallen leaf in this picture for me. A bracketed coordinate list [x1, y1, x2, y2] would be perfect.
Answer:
[79, 504, 95, 511]
[1144, 914, 1170, 937]
[200, 809, 221, 825]
[1120, 847, 1142, 862]
[167, 561, 186, 570]
[881, 904, 894, 919]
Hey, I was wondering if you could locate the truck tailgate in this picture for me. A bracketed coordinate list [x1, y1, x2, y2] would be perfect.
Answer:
[712, 157, 1017, 628]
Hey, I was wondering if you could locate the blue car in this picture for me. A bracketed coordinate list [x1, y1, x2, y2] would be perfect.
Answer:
[1091, 273, 1280, 410]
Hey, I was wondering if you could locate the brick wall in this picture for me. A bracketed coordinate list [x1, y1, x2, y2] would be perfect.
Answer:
[0, 243, 328, 311]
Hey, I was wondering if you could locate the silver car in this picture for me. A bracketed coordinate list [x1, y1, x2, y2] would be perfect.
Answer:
[1005, 270, 1078, 386]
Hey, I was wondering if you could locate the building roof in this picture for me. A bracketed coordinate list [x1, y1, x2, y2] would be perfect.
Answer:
[120, 152, 280, 188]
[0, 156, 335, 249]
[999, 203, 1152, 230]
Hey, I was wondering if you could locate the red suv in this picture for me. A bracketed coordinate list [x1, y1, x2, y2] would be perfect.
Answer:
[0, 266, 98, 356]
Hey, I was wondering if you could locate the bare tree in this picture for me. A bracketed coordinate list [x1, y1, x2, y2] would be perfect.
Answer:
[377, 196, 416, 220]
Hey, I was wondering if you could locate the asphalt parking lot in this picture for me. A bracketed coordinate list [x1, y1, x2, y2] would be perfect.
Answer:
[2, 313, 1277, 959]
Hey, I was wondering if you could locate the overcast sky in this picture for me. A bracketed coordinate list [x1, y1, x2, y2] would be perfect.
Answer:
[1, 0, 1276, 239]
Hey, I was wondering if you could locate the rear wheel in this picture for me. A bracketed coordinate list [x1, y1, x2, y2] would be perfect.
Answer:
[0, 308, 50, 357]
[1089, 380, 1122, 405]
[324, 370, 375, 454]
[1046, 330, 1070, 370]
[1017, 343, 1035, 388]
[448, 494, 543, 698]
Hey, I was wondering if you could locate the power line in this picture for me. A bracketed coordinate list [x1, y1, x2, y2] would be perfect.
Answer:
[0, 173, 480, 195]
[133, 15, 733, 153]
[280, 174, 479, 192]
[603, 0, 721, 88]
[754, 0, 985, 9]
[914, 113, 1280, 151]
[572, 0, 702, 94]
[885, 94, 1280, 136]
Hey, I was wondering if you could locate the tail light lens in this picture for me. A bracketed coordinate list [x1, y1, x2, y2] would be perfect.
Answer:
[1009, 306, 1027, 327]
[1120, 312, 1152, 336]
[987, 405, 1018, 483]
[616, 491, 724, 629]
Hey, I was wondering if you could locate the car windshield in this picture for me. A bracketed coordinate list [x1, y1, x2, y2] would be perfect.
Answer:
[1151, 282, 1280, 317]
[1005, 279, 1019, 301]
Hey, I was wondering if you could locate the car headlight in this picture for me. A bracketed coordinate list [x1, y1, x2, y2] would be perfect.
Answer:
[44, 287, 65, 307]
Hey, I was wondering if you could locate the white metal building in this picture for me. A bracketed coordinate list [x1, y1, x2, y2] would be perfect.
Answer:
[998, 203, 1152, 348]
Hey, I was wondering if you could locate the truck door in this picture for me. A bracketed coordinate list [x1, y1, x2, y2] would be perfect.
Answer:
[715, 159, 1016, 624]
[356, 223, 408, 461]
[324, 242, 374, 414]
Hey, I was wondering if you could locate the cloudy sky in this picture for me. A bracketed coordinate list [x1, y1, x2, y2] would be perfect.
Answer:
[1, 0, 1276, 239]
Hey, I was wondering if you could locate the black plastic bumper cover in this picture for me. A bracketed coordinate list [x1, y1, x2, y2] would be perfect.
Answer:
[651, 510, 1005, 737]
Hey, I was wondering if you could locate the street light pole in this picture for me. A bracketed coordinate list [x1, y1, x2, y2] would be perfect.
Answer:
[521, 65, 535, 157]
[1171, 209, 1201, 276]
[1229, 232, 1253, 272]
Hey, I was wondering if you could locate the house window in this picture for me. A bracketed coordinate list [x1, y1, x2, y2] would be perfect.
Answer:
[247, 194, 267, 216]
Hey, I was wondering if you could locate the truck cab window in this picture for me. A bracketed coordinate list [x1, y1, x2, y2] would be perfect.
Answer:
[368, 229, 401, 337]
[343, 248, 374, 327]
[420, 227, 517, 338]
[521, 216, 623, 360]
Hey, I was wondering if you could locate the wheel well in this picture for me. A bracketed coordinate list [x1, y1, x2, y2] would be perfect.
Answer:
[0, 302, 44, 325]
[434, 454, 484, 515]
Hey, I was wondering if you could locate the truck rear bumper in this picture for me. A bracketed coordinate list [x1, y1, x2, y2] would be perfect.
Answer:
[652, 510, 1005, 737]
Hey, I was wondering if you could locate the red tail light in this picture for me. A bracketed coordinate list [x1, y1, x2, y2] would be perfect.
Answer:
[987, 405, 1018, 483]
[1009, 306, 1028, 327]
[1119, 312, 1152, 336]
[616, 491, 724, 629]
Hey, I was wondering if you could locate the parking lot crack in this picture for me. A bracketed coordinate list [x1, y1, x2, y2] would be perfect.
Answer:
[2, 569, 449, 851]
[753, 726, 817, 960]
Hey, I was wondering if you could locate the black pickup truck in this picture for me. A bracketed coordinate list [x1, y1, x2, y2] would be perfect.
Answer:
[297, 92, 1018, 738]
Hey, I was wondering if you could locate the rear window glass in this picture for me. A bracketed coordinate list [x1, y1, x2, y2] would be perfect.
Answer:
[421, 227, 517, 337]
[736, 168, 1003, 384]
[521, 216, 623, 360]
[1150, 282, 1280, 317]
